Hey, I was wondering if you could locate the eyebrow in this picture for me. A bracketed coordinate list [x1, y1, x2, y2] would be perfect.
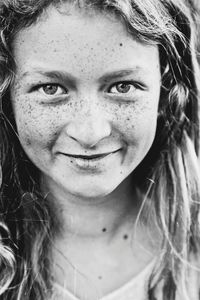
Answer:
[20, 67, 146, 85]
[99, 68, 145, 83]
[20, 69, 77, 89]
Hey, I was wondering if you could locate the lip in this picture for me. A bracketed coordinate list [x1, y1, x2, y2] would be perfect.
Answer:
[63, 149, 120, 160]
[61, 149, 121, 171]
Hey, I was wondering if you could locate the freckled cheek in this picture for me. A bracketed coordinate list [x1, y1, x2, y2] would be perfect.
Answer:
[13, 103, 61, 150]
[111, 101, 158, 143]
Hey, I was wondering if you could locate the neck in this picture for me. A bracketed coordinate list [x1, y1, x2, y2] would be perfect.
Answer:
[41, 175, 160, 297]
[41, 175, 140, 241]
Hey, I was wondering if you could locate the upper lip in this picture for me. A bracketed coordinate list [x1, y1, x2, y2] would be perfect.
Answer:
[63, 149, 120, 159]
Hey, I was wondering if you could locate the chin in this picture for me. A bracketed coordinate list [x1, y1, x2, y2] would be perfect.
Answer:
[68, 182, 119, 199]
[69, 188, 112, 199]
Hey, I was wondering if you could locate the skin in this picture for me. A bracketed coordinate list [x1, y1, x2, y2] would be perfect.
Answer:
[11, 7, 161, 200]
[11, 4, 161, 298]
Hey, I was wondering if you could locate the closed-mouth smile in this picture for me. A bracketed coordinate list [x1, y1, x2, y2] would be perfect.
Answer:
[64, 149, 120, 160]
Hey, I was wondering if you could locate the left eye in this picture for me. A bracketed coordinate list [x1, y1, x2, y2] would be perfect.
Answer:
[108, 82, 136, 94]
[38, 84, 67, 96]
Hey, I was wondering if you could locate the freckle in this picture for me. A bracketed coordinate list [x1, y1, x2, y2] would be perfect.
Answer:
[98, 276, 102, 280]
[102, 228, 107, 233]
[123, 234, 128, 240]
[26, 138, 31, 146]
[119, 43, 123, 46]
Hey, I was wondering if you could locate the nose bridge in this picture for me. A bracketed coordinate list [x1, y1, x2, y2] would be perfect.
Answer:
[76, 90, 104, 126]
[66, 92, 111, 147]
[80, 92, 100, 119]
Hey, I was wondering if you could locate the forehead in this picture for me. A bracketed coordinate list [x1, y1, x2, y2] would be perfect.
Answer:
[12, 4, 160, 80]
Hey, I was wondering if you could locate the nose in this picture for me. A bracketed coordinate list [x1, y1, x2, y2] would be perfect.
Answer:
[65, 107, 112, 148]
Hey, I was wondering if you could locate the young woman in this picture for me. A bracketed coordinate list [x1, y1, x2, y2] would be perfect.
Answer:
[0, 0, 199, 299]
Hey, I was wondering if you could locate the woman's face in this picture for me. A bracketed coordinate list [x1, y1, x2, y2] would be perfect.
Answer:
[11, 5, 161, 198]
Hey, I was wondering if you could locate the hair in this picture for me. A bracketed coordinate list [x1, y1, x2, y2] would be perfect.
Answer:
[0, 0, 199, 299]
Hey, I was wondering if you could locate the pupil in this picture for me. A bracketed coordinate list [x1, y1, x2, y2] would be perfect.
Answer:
[43, 85, 58, 95]
[117, 83, 130, 93]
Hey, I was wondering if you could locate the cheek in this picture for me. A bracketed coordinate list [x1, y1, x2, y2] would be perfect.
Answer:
[13, 94, 159, 152]
[13, 99, 60, 151]
[111, 99, 159, 143]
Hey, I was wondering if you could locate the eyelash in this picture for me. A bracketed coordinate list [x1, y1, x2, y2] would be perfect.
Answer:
[31, 84, 68, 96]
[30, 80, 144, 99]
[107, 81, 143, 95]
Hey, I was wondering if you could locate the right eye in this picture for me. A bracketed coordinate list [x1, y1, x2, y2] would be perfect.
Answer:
[36, 84, 68, 96]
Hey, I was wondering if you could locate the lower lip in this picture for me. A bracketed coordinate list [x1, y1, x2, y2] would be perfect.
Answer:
[65, 151, 120, 171]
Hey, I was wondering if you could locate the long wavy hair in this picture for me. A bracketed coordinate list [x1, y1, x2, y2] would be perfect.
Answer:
[0, 0, 199, 299]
